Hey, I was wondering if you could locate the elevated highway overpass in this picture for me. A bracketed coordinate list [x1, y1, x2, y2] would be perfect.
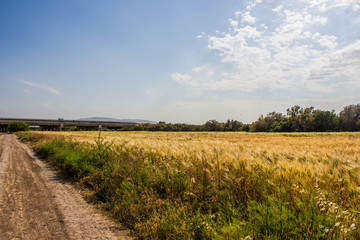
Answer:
[0, 118, 139, 132]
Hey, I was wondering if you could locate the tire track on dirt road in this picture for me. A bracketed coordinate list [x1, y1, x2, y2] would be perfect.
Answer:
[0, 134, 131, 240]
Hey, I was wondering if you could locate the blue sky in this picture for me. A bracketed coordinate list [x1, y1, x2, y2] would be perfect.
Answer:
[1, 0, 359, 124]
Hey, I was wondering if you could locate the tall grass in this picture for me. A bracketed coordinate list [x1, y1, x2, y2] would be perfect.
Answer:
[17, 131, 360, 239]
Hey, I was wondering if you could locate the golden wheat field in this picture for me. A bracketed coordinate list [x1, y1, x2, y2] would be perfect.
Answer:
[27, 131, 360, 239]
[33, 131, 360, 176]
[32, 131, 360, 191]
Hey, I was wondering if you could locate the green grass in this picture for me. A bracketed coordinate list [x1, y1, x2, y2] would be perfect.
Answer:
[36, 138, 96, 178]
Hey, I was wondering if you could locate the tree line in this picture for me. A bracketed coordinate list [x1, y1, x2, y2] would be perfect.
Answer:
[129, 104, 360, 132]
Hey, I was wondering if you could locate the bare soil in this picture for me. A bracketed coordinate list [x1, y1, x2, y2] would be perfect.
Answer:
[0, 134, 131, 240]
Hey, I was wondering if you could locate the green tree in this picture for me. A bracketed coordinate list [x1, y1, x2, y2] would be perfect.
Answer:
[204, 120, 224, 131]
[239, 124, 251, 132]
[224, 119, 244, 131]
[339, 104, 360, 131]
[299, 106, 314, 132]
[271, 118, 292, 132]
[286, 105, 302, 117]
[251, 112, 284, 132]
[250, 115, 267, 132]
[312, 110, 338, 132]
[8, 121, 29, 133]
[286, 105, 302, 131]
[285, 105, 314, 132]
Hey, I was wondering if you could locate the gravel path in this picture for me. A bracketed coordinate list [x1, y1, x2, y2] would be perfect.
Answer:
[0, 134, 131, 240]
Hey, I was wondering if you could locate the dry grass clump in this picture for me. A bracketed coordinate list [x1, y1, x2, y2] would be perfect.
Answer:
[19, 131, 360, 239]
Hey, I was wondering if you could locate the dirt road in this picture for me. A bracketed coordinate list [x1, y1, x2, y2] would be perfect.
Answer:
[0, 134, 131, 240]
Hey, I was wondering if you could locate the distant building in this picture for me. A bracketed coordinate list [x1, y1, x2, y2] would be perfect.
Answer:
[159, 121, 166, 124]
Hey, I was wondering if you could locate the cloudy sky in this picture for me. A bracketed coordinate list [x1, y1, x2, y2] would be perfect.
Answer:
[1, 0, 359, 124]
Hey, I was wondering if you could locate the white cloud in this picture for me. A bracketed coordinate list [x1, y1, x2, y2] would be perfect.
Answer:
[192, 67, 203, 73]
[246, 0, 262, 11]
[44, 86, 61, 96]
[22, 80, 36, 87]
[311, 16, 328, 25]
[173, 0, 360, 94]
[171, 72, 191, 83]
[304, 0, 360, 12]
[229, 18, 239, 27]
[242, 11, 256, 24]
[171, 72, 198, 87]
[196, 32, 206, 39]
[21, 80, 60, 96]
[305, 40, 360, 88]
[317, 35, 338, 49]
[272, 4, 284, 12]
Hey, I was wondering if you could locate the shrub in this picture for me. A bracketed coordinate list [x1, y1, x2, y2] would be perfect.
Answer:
[8, 121, 29, 132]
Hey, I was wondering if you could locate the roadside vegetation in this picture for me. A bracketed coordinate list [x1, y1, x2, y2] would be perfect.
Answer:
[8, 121, 29, 133]
[17, 131, 360, 239]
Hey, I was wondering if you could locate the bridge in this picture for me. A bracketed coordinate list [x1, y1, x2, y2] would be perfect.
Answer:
[0, 118, 139, 132]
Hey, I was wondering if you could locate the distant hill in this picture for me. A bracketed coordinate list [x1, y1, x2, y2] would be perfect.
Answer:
[78, 117, 157, 124]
